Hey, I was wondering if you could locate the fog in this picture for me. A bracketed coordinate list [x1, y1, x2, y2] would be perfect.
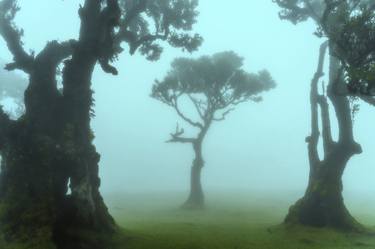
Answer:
[1, 0, 374, 198]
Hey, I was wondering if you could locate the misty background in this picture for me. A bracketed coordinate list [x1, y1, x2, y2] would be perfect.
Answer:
[0, 1, 374, 198]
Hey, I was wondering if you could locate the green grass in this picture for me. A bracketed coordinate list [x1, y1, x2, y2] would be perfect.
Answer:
[104, 191, 375, 249]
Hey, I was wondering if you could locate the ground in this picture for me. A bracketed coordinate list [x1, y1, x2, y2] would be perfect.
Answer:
[104, 190, 375, 249]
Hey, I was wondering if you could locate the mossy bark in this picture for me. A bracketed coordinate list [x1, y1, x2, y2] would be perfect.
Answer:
[0, 2, 116, 249]
[285, 43, 363, 231]
[285, 145, 362, 231]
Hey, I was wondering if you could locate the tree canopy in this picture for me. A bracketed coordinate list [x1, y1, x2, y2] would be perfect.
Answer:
[321, 1, 375, 96]
[152, 51, 275, 138]
[0, 0, 203, 76]
[118, 0, 203, 61]
[274, 0, 375, 98]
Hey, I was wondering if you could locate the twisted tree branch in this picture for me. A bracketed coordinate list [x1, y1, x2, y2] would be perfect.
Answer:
[213, 108, 235, 122]
[36, 40, 76, 67]
[307, 41, 329, 166]
[0, 0, 34, 73]
[172, 98, 203, 129]
[167, 124, 195, 144]
[188, 95, 206, 121]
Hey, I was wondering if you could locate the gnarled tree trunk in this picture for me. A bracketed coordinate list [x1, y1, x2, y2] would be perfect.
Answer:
[0, 2, 117, 249]
[286, 145, 362, 229]
[285, 42, 363, 231]
[54, 2, 116, 247]
[0, 51, 72, 248]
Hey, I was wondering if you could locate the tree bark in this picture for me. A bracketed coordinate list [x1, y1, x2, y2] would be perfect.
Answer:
[0, 2, 117, 248]
[183, 140, 205, 209]
[0, 62, 69, 248]
[285, 43, 363, 231]
[182, 116, 212, 209]
[54, 2, 116, 247]
[285, 145, 362, 230]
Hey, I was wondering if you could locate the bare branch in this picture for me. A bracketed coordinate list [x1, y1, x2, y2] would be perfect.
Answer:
[328, 56, 354, 143]
[36, 40, 76, 66]
[327, 54, 362, 154]
[317, 95, 334, 154]
[307, 41, 329, 166]
[172, 98, 203, 129]
[188, 94, 206, 121]
[167, 123, 195, 144]
[0, 0, 34, 73]
[213, 108, 235, 122]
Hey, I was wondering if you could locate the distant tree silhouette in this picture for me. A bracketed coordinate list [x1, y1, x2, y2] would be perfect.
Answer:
[0, 0, 201, 248]
[152, 51, 275, 209]
[275, 0, 364, 231]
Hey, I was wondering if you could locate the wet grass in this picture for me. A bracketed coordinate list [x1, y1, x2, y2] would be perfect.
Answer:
[106, 191, 375, 249]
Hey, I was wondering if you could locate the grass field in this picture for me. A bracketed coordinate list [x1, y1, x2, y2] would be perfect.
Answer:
[104, 191, 375, 249]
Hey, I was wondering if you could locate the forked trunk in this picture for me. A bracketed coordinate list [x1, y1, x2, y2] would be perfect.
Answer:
[0, 3, 116, 248]
[284, 43, 363, 231]
[285, 145, 362, 230]
[0, 65, 71, 248]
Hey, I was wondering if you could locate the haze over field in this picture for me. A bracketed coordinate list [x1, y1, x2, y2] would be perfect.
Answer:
[2, 1, 375, 249]
[1, 1, 373, 196]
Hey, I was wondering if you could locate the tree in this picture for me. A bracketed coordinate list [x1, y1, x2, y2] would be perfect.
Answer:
[275, 0, 363, 231]
[275, 0, 375, 101]
[317, 1, 375, 105]
[152, 51, 275, 209]
[0, 0, 202, 248]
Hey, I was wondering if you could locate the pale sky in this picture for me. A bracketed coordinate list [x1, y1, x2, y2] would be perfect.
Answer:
[0, 1, 374, 199]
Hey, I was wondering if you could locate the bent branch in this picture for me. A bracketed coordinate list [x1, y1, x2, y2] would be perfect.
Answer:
[37, 40, 76, 67]
[0, 0, 34, 73]
[173, 98, 203, 129]
[167, 124, 195, 144]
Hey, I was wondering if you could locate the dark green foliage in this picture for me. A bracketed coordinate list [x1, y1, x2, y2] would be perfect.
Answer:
[116, 0, 203, 61]
[321, 2, 375, 95]
[274, 0, 375, 96]
[152, 51, 275, 112]
[273, 0, 325, 24]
